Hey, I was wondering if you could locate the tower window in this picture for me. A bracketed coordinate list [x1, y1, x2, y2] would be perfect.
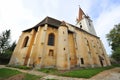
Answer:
[22, 36, 29, 47]
[81, 58, 84, 64]
[48, 33, 55, 46]
[80, 25, 82, 28]
[48, 50, 54, 56]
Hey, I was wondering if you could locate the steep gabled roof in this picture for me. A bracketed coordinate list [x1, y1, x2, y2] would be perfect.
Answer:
[23, 16, 61, 32]
[76, 7, 86, 22]
[23, 16, 99, 38]
[37, 16, 62, 27]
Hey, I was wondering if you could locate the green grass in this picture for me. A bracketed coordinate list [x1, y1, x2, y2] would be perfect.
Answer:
[46, 79, 57, 80]
[38, 68, 58, 74]
[0, 68, 21, 79]
[1, 64, 119, 79]
[0, 68, 41, 80]
[38, 66, 114, 78]
[60, 67, 114, 78]
[6, 65, 33, 70]
[23, 73, 41, 80]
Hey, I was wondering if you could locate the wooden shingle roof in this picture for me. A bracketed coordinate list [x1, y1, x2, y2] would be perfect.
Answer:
[23, 16, 61, 32]
[23, 16, 99, 38]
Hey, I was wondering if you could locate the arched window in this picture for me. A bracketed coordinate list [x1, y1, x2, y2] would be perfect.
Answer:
[23, 36, 29, 47]
[48, 33, 55, 46]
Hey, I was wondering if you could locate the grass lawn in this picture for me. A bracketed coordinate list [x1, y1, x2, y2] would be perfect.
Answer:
[0, 68, 41, 80]
[23, 73, 41, 80]
[60, 67, 114, 78]
[38, 66, 115, 78]
[38, 68, 58, 74]
[0, 68, 21, 79]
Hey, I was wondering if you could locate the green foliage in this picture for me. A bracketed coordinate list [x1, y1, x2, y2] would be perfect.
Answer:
[7, 65, 32, 70]
[0, 68, 21, 79]
[111, 48, 120, 62]
[106, 24, 120, 50]
[0, 49, 13, 64]
[106, 23, 120, 62]
[0, 50, 12, 59]
[38, 68, 57, 74]
[0, 30, 16, 64]
[46, 79, 57, 80]
[9, 41, 16, 51]
[0, 30, 11, 54]
[15, 65, 32, 70]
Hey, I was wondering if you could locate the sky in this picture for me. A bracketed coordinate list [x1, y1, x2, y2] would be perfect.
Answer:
[0, 0, 120, 55]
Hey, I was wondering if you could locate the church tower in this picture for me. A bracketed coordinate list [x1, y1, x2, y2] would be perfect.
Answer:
[76, 7, 97, 36]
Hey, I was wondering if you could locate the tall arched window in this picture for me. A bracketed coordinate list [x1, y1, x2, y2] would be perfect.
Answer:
[48, 33, 55, 46]
[23, 36, 29, 47]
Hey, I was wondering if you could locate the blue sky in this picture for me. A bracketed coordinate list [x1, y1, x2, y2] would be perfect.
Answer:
[0, 0, 120, 55]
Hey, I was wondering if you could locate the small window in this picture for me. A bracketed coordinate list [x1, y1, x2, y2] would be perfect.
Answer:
[64, 48, 65, 50]
[81, 58, 84, 64]
[80, 25, 82, 28]
[48, 33, 55, 46]
[87, 40, 89, 45]
[22, 36, 29, 47]
[48, 50, 54, 56]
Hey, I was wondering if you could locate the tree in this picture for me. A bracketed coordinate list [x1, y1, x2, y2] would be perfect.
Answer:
[9, 41, 16, 51]
[0, 30, 16, 64]
[0, 30, 11, 54]
[106, 23, 120, 63]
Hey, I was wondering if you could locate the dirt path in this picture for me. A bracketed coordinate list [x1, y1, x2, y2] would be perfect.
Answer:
[91, 67, 120, 80]
[0, 65, 120, 80]
[4, 74, 24, 80]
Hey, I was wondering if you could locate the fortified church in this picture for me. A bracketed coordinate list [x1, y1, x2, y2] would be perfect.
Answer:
[9, 8, 111, 70]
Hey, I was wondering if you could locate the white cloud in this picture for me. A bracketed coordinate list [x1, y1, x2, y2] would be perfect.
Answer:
[79, 0, 94, 13]
[77, 0, 120, 55]
[95, 6, 120, 36]
[0, 0, 120, 55]
[0, 0, 35, 41]
[94, 1, 120, 55]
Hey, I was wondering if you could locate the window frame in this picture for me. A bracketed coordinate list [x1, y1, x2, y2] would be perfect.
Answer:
[47, 33, 55, 46]
[22, 36, 29, 47]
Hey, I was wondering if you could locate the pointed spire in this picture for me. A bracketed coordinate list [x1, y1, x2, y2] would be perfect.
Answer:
[76, 6, 86, 22]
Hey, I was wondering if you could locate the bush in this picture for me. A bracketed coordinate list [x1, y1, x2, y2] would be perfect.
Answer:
[38, 68, 57, 74]
[0, 50, 12, 64]
[7, 65, 32, 70]
[112, 64, 120, 67]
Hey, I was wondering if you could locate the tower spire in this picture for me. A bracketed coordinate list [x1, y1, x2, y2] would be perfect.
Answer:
[76, 6, 86, 23]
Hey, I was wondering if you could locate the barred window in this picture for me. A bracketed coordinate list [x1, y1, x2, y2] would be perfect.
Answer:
[23, 36, 29, 47]
[48, 33, 55, 46]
